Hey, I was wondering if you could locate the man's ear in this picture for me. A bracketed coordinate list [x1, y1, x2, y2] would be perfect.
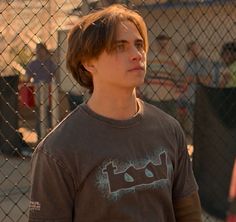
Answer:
[82, 60, 96, 74]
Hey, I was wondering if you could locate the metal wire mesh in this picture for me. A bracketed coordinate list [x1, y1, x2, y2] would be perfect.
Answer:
[0, 0, 236, 221]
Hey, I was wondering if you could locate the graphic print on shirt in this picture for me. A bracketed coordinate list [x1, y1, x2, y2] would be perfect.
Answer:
[96, 150, 173, 200]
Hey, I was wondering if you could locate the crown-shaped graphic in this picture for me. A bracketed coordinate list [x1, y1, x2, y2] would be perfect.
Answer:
[103, 152, 167, 193]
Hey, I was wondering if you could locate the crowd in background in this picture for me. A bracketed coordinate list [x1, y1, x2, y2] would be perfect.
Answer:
[18, 37, 236, 145]
[141, 35, 236, 143]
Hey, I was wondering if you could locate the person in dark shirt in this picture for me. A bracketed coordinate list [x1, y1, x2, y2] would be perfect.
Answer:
[26, 43, 57, 139]
[26, 43, 57, 84]
[29, 4, 202, 222]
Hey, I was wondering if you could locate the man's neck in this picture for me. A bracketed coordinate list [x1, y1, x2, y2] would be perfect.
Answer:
[87, 89, 139, 120]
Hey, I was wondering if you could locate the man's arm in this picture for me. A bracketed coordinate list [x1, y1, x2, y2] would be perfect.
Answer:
[29, 145, 75, 222]
[173, 191, 202, 222]
[172, 123, 202, 222]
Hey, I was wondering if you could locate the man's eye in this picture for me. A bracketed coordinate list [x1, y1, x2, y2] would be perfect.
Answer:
[136, 42, 144, 50]
[116, 44, 125, 52]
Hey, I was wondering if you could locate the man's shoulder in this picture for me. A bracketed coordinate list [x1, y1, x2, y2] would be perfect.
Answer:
[141, 100, 183, 140]
[45, 58, 57, 66]
[28, 59, 39, 65]
[142, 100, 178, 124]
[38, 106, 86, 154]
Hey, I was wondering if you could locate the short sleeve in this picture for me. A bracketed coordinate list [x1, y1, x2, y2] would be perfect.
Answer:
[29, 145, 75, 221]
[172, 123, 198, 200]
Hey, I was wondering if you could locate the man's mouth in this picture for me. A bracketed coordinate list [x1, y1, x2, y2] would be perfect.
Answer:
[128, 66, 145, 71]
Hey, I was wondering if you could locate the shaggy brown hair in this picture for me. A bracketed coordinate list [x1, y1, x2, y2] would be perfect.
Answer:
[66, 4, 148, 93]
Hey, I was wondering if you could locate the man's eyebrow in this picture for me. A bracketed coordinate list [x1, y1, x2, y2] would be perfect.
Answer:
[135, 39, 144, 43]
[114, 40, 128, 44]
[115, 38, 144, 44]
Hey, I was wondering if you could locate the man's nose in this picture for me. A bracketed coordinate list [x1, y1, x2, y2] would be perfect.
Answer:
[130, 46, 143, 61]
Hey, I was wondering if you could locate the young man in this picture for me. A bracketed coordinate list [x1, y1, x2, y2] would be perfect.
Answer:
[29, 4, 202, 222]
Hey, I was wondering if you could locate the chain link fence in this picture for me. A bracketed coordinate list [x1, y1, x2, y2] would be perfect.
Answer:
[0, 0, 236, 221]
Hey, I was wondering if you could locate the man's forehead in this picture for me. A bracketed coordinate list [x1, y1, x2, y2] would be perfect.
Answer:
[119, 21, 130, 31]
[116, 21, 143, 40]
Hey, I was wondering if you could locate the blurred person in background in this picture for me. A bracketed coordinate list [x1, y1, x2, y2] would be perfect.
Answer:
[178, 41, 213, 143]
[25, 42, 57, 138]
[141, 34, 184, 119]
[220, 42, 236, 88]
[29, 4, 202, 222]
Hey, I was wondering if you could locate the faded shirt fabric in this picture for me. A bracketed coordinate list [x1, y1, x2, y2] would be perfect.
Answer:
[26, 59, 57, 84]
[29, 100, 198, 222]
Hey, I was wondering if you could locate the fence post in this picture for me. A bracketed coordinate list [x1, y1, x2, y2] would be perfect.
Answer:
[39, 82, 47, 139]
[51, 78, 60, 128]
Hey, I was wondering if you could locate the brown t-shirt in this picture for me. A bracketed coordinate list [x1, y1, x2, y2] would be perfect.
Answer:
[29, 100, 198, 222]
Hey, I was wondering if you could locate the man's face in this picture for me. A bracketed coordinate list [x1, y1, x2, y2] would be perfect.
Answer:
[89, 20, 146, 92]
